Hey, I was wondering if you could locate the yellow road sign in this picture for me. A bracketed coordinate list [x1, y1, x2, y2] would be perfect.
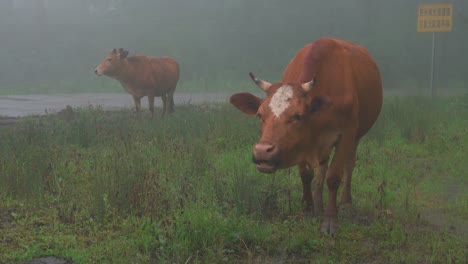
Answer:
[417, 3, 453, 32]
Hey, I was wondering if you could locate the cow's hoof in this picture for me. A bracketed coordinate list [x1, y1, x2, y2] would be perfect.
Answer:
[321, 217, 338, 235]
[303, 208, 314, 219]
[302, 200, 314, 212]
[340, 202, 352, 210]
[313, 207, 323, 217]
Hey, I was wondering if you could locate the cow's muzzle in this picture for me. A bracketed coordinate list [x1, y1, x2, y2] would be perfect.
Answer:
[252, 141, 279, 173]
[94, 68, 102, 76]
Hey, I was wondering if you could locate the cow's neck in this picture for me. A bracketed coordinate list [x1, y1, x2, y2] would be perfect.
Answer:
[303, 129, 340, 168]
[114, 60, 135, 83]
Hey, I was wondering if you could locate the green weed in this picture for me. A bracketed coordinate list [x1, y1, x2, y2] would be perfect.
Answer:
[0, 96, 467, 263]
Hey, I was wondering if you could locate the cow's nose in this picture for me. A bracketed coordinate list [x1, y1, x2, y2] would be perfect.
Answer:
[253, 142, 277, 159]
[94, 69, 98, 75]
[253, 141, 279, 173]
[254, 142, 275, 154]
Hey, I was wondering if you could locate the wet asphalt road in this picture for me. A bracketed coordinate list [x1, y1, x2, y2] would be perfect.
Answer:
[0, 93, 231, 117]
[0, 89, 464, 118]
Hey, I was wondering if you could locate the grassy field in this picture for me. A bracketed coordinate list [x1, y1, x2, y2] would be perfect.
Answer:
[0, 96, 467, 263]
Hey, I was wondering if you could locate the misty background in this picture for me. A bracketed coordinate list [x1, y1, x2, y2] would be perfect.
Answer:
[0, 0, 467, 95]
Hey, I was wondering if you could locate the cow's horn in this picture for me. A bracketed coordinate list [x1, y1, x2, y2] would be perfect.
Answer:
[301, 78, 315, 92]
[249, 72, 272, 92]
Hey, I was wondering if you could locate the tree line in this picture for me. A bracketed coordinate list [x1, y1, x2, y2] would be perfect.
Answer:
[0, 0, 466, 92]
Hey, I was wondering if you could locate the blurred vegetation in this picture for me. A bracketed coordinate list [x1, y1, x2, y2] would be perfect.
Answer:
[0, 96, 467, 263]
[0, 0, 467, 94]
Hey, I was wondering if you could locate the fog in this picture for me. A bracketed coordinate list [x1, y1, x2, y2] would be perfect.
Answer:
[0, 0, 467, 94]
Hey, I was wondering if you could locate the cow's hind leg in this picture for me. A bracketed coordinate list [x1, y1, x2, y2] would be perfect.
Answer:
[161, 94, 168, 116]
[299, 163, 314, 214]
[341, 142, 358, 207]
[167, 91, 175, 114]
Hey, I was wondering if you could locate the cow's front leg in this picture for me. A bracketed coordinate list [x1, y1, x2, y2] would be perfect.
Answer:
[133, 96, 142, 112]
[321, 132, 356, 235]
[299, 163, 314, 214]
[341, 143, 358, 207]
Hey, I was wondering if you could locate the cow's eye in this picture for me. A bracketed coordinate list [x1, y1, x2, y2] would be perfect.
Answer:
[256, 113, 265, 123]
[107, 58, 112, 62]
[292, 114, 303, 122]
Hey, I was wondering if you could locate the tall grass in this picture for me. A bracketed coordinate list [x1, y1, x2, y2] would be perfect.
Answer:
[0, 96, 467, 263]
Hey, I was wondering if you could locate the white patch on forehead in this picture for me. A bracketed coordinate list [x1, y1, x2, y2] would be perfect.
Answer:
[269, 85, 293, 118]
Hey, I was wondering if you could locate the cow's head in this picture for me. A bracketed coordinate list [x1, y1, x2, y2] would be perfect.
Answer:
[94, 48, 129, 77]
[230, 72, 330, 173]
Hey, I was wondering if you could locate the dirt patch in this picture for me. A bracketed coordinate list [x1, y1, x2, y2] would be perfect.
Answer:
[0, 208, 15, 231]
[21, 257, 73, 264]
[418, 178, 468, 238]
[419, 208, 468, 236]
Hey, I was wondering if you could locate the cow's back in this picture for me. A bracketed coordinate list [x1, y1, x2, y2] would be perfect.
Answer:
[123, 55, 179, 96]
[148, 57, 180, 92]
[282, 38, 382, 138]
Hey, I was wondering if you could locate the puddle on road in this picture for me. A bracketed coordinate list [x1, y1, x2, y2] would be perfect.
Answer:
[0, 96, 38, 101]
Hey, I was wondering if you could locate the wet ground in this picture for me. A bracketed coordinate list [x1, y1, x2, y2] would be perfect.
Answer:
[0, 92, 231, 118]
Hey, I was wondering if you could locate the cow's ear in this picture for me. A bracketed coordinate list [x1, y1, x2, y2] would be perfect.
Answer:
[309, 96, 330, 113]
[230, 92, 263, 115]
[120, 50, 129, 59]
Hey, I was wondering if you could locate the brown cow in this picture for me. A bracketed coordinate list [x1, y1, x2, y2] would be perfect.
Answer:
[94, 48, 179, 117]
[230, 38, 383, 234]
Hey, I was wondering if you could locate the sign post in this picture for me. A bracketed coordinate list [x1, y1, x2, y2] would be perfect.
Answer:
[417, 3, 453, 96]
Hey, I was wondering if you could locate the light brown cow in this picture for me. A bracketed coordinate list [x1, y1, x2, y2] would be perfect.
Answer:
[94, 48, 179, 117]
[230, 38, 383, 234]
